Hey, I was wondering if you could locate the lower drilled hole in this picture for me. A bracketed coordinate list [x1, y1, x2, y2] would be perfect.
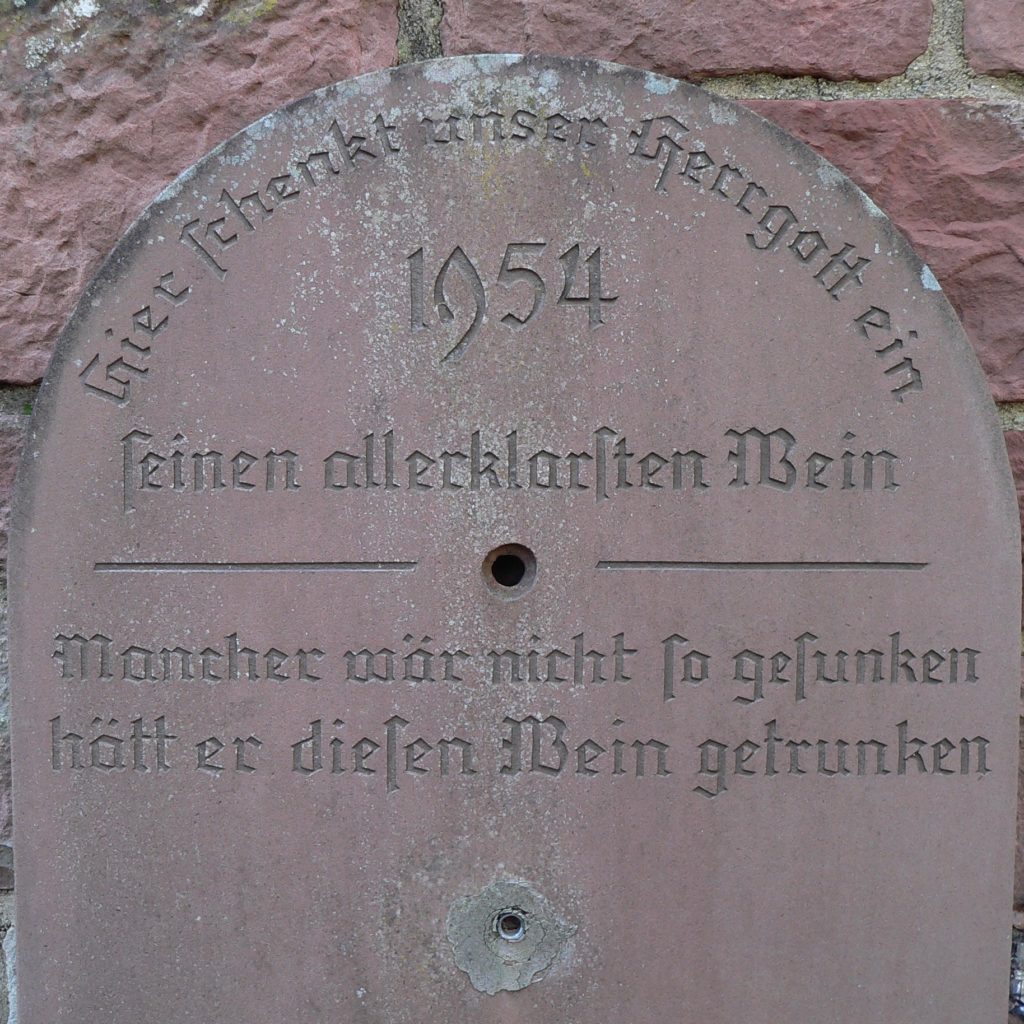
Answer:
[495, 910, 526, 942]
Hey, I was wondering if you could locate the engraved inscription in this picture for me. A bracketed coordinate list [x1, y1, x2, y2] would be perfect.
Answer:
[694, 721, 990, 799]
[409, 243, 618, 362]
[291, 717, 476, 792]
[419, 108, 608, 149]
[118, 426, 901, 508]
[664, 631, 980, 706]
[53, 631, 325, 683]
[78, 272, 191, 406]
[500, 715, 669, 778]
[47, 622, 990, 798]
[121, 429, 301, 513]
[76, 105, 932, 406]
[45, 709, 992, 803]
[855, 307, 924, 403]
[50, 715, 177, 771]
[179, 113, 397, 279]
[631, 114, 872, 301]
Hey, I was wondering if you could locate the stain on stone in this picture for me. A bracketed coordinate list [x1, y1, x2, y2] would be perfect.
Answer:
[219, 0, 279, 28]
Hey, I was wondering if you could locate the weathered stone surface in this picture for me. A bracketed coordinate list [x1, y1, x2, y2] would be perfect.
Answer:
[441, 0, 932, 82]
[9, 56, 1019, 1023]
[747, 100, 1024, 402]
[0, 0, 397, 385]
[965, 0, 1024, 75]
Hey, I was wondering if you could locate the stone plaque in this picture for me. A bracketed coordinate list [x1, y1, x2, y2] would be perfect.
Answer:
[10, 56, 1020, 1022]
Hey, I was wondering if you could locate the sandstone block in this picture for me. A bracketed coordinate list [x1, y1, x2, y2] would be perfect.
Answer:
[0, 0, 397, 384]
[442, 0, 932, 82]
[748, 100, 1024, 402]
[965, 0, 1024, 75]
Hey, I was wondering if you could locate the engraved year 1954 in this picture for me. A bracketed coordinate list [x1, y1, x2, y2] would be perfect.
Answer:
[408, 242, 618, 362]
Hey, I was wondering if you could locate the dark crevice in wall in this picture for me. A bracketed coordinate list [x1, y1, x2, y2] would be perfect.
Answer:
[0, 384, 37, 419]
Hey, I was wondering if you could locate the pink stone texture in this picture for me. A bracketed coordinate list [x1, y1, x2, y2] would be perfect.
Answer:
[0, 0, 397, 385]
[965, 0, 1024, 74]
[747, 100, 1024, 403]
[442, 0, 933, 81]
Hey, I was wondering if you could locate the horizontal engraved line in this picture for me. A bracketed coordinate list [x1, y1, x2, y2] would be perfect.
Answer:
[596, 560, 927, 572]
[94, 561, 417, 574]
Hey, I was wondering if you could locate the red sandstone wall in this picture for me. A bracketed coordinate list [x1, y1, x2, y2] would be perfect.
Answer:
[1, 0, 1023, 962]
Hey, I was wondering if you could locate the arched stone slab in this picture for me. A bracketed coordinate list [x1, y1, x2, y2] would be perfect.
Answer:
[9, 55, 1020, 1022]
